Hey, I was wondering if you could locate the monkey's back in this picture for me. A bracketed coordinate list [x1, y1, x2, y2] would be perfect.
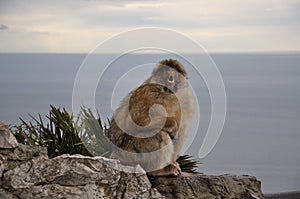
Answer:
[129, 83, 181, 127]
[108, 83, 181, 167]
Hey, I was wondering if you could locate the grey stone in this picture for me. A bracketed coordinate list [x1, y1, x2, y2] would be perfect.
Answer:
[149, 173, 264, 199]
[0, 156, 4, 178]
[0, 129, 264, 199]
[0, 143, 47, 172]
[0, 187, 16, 199]
[1, 151, 165, 199]
[0, 123, 18, 149]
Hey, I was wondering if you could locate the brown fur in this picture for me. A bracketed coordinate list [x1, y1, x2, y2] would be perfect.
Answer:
[108, 59, 194, 176]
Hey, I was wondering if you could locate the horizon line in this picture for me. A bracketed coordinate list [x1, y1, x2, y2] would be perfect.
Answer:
[0, 50, 300, 55]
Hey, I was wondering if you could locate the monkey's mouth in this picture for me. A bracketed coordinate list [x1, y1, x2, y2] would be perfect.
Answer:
[167, 76, 175, 88]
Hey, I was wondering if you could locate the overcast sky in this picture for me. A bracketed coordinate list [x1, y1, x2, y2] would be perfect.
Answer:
[0, 0, 299, 53]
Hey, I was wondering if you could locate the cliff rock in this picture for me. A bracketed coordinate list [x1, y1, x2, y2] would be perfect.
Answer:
[0, 123, 264, 198]
[149, 173, 263, 199]
[0, 123, 18, 149]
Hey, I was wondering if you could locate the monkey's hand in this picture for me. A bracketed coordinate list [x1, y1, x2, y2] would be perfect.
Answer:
[163, 117, 179, 139]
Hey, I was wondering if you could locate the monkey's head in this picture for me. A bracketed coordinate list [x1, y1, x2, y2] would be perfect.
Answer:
[151, 59, 187, 93]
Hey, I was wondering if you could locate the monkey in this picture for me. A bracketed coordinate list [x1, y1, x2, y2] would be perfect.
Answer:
[108, 59, 194, 176]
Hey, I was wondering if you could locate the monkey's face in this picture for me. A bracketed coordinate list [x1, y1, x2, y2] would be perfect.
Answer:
[151, 59, 187, 93]
[157, 64, 187, 93]
[163, 67, 179, 92]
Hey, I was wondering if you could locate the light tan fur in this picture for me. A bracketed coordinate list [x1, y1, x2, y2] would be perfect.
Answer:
[108, 59, 194, 176]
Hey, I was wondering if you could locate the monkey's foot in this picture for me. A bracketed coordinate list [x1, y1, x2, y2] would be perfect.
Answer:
[170, 161, 181, 176]
[148, 162, 181, 177]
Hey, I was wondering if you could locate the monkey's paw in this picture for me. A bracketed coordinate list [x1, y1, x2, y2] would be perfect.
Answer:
[169, 161, 181, 176]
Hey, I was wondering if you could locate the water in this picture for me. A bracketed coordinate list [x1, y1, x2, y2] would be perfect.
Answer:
[0, 53, 299, 193]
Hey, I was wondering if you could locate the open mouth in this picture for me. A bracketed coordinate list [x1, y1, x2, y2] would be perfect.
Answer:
[167, 75, 175, 89]
[168, 76, 174, 84]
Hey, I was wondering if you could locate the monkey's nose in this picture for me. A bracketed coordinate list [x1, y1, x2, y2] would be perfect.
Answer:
[169, 76, 174, 82]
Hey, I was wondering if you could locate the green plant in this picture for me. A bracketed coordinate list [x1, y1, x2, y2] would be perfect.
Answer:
[177, 154, 200, 174]
[79, 107, 112, 157]
[12, 105, 91, 158]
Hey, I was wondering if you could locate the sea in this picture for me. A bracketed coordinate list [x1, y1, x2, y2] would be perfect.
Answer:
[0, 53, 299, 193]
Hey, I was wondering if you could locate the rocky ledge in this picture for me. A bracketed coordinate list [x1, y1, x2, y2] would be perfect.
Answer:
[0, 123, 264, 198]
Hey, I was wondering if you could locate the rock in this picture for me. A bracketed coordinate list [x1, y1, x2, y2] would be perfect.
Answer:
[0, 145, 164, 198]
[0, 123, 18, 149]
[0, 143, 47, 171]
[149, 173, 264, 199]
[0, 157, 4, 178]
[0, 127, 264, 199]
[0, 187, 15, 199]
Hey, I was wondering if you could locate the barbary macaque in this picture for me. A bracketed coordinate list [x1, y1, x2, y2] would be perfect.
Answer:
[108, 59, 194, 176]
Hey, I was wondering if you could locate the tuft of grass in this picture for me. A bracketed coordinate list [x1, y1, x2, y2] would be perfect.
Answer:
[12, 105, 91, 158]
[11, 105, 199, 173]
[177, 154, 200, 174]
[79, 107, 112, 157]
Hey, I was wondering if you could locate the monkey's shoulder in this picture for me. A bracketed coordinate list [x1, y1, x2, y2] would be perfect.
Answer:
[128, 83, 179, 114]
[130, 83, 165, 101]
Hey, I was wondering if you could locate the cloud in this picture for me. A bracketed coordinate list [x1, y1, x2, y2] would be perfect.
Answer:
[0, 0, 299, 53]
[0, 24, 8, 30]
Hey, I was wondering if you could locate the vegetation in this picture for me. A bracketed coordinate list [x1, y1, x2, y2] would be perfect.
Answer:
[79, 107, 112, 157]
[11, 105, 199, 173]
[12, 105, 92, 158]
[177, 154, 200, 174]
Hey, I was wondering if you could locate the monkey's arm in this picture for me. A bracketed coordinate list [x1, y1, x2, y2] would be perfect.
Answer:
[129, 84, 178, 137]
[162, 117, 179, 139]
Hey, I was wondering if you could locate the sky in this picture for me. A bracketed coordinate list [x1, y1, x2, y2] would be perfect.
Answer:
[0, 0, 299, 53]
